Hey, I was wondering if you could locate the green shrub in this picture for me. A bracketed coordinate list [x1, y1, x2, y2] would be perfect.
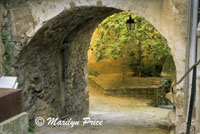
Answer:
[28, 123, 35, 134]
[140, 64, 162, 77]
[89, 71, 100, 77]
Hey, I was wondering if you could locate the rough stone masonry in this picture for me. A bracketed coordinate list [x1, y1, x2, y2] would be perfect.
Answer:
[0, 0, 188, 133]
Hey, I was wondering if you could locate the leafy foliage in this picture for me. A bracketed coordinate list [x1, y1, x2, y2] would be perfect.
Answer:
[1, 29, 14, 75]
[89, 71, 100, 77]
[4, 3, 10, 10]
[3, 65, 11, 74]
[28, 122, 35, 134]
[140, 64, 162, 77]
[2, 30, 14, 61]
[90, 11, 171, 76]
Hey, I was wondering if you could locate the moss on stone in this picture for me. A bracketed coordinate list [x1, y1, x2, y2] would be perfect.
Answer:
[70, 2, 76, 8]
[97, 1, 102, 7]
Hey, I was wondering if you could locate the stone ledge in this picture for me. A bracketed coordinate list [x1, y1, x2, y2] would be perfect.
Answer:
[0, 112, 28, 134]
[89, 75, 171, 106]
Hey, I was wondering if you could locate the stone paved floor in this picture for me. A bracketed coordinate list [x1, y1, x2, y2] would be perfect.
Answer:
[35, 80, 173, 134]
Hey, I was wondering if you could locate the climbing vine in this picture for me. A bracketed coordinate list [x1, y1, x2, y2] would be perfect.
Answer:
[90, 11, 171, 76]
[4, 2, 9, 10]
[1, 29, 14, 75]
[0, 2, 14, 75]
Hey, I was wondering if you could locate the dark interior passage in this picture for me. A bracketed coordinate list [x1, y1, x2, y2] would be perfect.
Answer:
[16, 6, 121, 120]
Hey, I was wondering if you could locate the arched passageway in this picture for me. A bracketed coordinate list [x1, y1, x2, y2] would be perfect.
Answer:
[0, 0, 190, 133]
[4, 1, 187, 134]
[16, 4, 179, 123]
[86, 12, 176, 134]
[16, 6, 121, 120]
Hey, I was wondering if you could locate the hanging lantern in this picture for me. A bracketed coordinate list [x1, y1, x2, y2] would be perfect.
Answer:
[126, 15, 135, 31]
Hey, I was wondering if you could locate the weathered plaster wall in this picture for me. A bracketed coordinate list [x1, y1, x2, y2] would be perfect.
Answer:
[9, 0, 188, 89]
[161, 55, 177, 83]
[6, 0, 188, 131]
[88, 28, 167, 75]
[88, 28, 131, 74]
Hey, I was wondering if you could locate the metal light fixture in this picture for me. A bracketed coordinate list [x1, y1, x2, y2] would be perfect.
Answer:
[126, 15, 135, 31]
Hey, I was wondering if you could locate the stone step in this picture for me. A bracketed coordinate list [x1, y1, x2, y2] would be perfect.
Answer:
[158, 105, 174, 110]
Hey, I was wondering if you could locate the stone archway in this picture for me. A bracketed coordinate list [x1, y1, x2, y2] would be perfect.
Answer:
[9, 0, 187, 123]
[10, 0, 187, 88]
[16, 6, 121, 120]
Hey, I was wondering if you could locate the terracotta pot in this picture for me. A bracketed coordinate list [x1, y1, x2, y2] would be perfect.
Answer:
[152, 80, 160, 85]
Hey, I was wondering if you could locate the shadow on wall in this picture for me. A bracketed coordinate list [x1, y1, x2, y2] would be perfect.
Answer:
[15, 6, 121, 121]
[161, 55, 176, 83]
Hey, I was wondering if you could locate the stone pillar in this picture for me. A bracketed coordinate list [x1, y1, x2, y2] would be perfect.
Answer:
[195, 22, 200, 134]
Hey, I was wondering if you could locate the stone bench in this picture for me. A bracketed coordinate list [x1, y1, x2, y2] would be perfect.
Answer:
[89, 74, 171, 106]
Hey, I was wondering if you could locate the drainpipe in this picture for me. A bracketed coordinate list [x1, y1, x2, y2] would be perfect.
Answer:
[185, 0, 199, 133]
[184, 0, 193, 120]
[196, 22, 200, 134]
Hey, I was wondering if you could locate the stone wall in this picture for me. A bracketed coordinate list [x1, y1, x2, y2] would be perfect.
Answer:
[161, 55, 177, 83]
[88, 27, 167, 75]
[0, 112, 28, 134]
[16, 7, 120, 121]
[90, 76, 170, 107]
[8, 0, 188, 88]
[0, 2, 5, 75]
[0, 1, 16, 76]
[4, 0, 189, 132]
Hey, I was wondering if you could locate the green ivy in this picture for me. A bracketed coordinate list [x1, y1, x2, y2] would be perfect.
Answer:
[90, 11, 171, 76]
[28, 122, 35, 134]
[2, 30, 14, 61]
[3, 65, 11, 74]
[4, 3, 10, 10]
[1, 29, 14, 75]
